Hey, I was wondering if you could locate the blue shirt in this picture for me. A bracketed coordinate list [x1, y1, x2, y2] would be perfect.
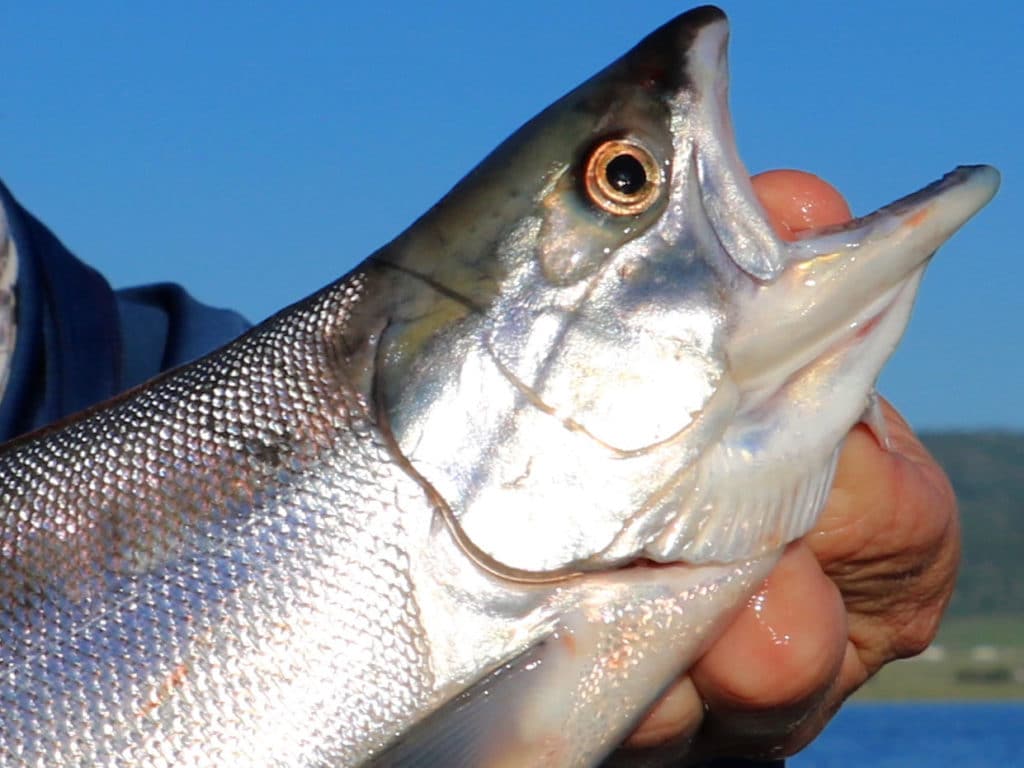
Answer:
[0, 180, 251, 442]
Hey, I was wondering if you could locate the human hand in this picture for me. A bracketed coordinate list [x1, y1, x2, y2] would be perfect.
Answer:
[617, 170, 961, 764]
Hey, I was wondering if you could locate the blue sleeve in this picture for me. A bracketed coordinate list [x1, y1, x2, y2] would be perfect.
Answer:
[0, 179, 251, 442]
[115, 283, 251, 390]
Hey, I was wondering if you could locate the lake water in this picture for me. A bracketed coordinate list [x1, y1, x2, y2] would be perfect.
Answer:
[791, 702, 1023, 766]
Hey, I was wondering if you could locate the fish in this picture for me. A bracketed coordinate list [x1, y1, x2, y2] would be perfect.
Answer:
[0, 5, 998, 767]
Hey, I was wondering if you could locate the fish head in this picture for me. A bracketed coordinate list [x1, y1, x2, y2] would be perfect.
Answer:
[352, 6, 998, 576]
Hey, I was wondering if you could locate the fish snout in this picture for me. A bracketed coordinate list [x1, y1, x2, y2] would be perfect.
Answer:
[728, 164, 1001, 394]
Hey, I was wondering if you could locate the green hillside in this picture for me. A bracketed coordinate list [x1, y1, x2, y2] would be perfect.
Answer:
[855, 431, 1024, 700]
[921, 431, 1024, 616]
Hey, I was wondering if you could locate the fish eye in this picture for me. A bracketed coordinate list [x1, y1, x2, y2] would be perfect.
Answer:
[583, 139, 662, 216]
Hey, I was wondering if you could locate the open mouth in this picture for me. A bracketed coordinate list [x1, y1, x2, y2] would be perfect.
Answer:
[724, 162, 999, 393]
[682, 8, 999, 284]
[686, 10, 1000, 295]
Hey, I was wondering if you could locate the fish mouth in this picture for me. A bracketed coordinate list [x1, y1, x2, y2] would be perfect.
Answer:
[607, 10, 1000, 569]
[681, 11, 1000, 390]
[726, 164, 1000, 395]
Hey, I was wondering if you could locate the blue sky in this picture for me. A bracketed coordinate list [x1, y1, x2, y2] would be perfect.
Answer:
[2, 1, 1020, 430]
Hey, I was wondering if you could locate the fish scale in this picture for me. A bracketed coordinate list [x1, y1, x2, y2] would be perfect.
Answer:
[0, 276, 440, 765]
[0, 6, 998, 766]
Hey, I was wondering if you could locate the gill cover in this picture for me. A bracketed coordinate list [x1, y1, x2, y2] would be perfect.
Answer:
[356, 8, 741, 576]
[351, 7, 998, 578]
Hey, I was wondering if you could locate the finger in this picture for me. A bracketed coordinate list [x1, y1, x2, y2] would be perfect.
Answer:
[808, 400, 960, 672]
[813, 400, 955, 568]
[751, 169, 852, 239]
[687, 543, 847, 759]
[622, 676, 703, 750]
[625, 545, 847, 757]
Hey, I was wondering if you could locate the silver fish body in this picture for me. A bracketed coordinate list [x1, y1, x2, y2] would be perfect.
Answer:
[0, 6, 998, 767]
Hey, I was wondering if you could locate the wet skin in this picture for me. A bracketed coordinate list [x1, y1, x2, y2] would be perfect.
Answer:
[624, 170, 961, 762]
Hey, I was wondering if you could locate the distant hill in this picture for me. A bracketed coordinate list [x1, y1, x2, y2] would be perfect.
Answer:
[921, 432, 1024, 616]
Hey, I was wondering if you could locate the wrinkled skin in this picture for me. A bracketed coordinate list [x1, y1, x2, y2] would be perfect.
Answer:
[622, 170, 960, 763]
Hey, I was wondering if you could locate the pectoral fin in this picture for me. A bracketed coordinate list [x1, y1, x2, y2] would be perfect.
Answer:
[369, 555, 776, 767]
[364, 641, 551, 767]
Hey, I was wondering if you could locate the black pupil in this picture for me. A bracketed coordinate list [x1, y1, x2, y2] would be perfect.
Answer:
[605, 154, 647, 195]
